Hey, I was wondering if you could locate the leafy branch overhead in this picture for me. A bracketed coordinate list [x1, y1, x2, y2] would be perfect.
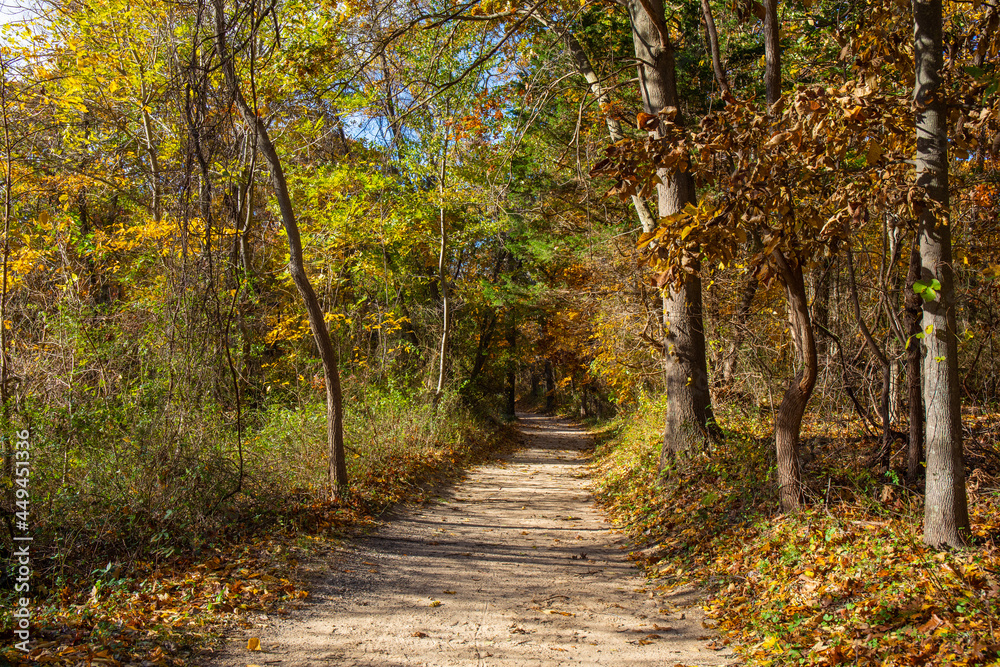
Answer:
[592, 84, 930, 289]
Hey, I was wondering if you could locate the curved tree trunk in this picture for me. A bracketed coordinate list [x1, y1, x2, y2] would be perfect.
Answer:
[700, 0, 731, 97]
[772, 253, 816, 511]
[912, 0, 970, 546]
[627, 0, 717, 463]
[213, 0, 348, 495]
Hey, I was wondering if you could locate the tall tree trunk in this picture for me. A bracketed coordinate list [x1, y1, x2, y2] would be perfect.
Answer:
[905, 232, 925, 483]
[627, 0, 717, 463]
[763, 0, 781, 107]
[435, 112, 451, 403]
[913, 0, 970, 546]
[213, 0, 348, 494]
[138, 78, 162, 224]
[772, 253, 816, 511]
[700, 0, 731, 96]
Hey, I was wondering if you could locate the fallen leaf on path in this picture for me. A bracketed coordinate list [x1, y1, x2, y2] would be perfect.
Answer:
[411, 631, 428, 638]
[443, 590, 456, 594]
[542, 609, 575, 616]
[247, 638, 261, 651]
[429, 600, 442, 607]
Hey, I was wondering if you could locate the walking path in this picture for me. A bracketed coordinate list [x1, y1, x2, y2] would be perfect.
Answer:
[209, 414, 733, 666]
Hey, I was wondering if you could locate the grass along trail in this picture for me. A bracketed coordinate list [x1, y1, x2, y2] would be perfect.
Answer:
[206, 414, 732, 666]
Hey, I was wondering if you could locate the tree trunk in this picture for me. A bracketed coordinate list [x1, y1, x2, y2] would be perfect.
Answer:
[905, 232, 925, 483]
[138, 79, 162, 224]
[700, 0, 731, 97]
[913, 0, 970, 546]
[763, 0, 781, 107]
[772, 253, 816, 511]
[213, 0, 348, 494]
[435, 113, 451, 404]
[627, 0, 717, 463]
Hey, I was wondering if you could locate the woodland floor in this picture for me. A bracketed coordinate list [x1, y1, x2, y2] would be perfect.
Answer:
[203, 414, 734, 666]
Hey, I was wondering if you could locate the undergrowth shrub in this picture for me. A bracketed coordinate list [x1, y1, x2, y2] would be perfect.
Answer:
[4, 380, 515, 602]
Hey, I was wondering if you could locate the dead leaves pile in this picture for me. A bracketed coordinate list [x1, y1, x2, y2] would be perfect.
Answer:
[592, 407, 1000, 666]
[2, 536, 310, 666]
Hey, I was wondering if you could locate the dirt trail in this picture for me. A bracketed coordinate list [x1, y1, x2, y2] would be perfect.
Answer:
[208, 414, 733, 666]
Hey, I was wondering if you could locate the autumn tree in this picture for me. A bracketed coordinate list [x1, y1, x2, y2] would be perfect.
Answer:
[625, 0, 717, 462]
[211, 0, 349, 494]
[912, 0, 970, 546]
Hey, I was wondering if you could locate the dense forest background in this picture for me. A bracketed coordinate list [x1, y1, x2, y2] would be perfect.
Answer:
[2, 0, 1000, 662]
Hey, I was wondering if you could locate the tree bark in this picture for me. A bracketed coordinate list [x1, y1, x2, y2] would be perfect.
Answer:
[772, 252, 816, 511]
[811, 260, 832, 358]
[763, 0, 781, 107]
[213, 0, 348, 494]
[435, 112, 451, 403]
[905, 232, 925, 483]
[912, 0, 970, 546]
[627, 0, 717, 463]
[700, 0, 731, 97]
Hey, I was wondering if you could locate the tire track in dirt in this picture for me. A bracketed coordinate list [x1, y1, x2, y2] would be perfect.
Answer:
[208, 414, 734, 666]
